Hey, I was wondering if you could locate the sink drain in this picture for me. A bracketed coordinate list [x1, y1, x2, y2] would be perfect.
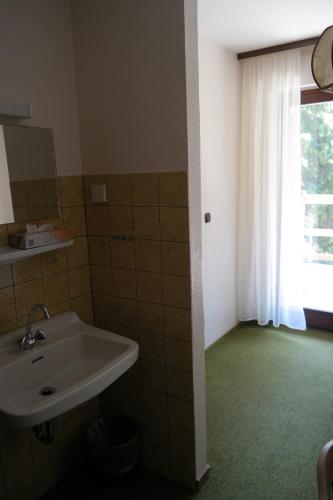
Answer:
[39, 386, 56, 396]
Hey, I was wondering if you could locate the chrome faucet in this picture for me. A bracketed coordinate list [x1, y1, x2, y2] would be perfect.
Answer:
[21, 304, 50, 350]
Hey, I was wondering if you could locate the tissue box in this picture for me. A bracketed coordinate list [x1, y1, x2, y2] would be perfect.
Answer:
[9, 227, 71, 250]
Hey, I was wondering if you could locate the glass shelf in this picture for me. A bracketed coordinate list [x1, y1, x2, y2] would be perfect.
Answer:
[0, 239, 73, 266]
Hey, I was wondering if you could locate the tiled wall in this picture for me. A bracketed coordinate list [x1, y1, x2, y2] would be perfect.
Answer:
[0, 176, 92, 337]
[0, 176, 98, 499]
[10, 178, 59, 222]
[84, 172, 196, 488]
[0, 172, 196, 497]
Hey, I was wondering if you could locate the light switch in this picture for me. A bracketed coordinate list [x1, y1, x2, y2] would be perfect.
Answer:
[91, 184, 107, 203]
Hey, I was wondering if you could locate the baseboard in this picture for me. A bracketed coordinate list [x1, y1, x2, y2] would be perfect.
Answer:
[196, 464, 210, 490]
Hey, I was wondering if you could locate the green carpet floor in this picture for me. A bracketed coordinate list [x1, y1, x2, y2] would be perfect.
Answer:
[198, 324, 333, 500]
[46, 324, 333, 499]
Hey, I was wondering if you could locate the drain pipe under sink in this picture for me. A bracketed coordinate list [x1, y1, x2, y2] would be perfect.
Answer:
[33, 419, 56, 445]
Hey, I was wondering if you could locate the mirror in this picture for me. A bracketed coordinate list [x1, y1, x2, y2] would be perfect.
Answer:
[1, 124, 60, 223]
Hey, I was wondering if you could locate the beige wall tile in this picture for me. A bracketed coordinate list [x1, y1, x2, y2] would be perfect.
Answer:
[0, 320, 17, 335]
[70, 294, 93, 323]
[169, 452, 196, 489]
[121, 359, 142, 385]
[162, 275, 191, 309]
[112, 268, 137, 299]
[133, 207, 160, 240]
[90, 266, 112, 295]
[100, 381, 122, 415]
[138, 301, 163, 335]
[43, 272, 69, 305]
[17, 307, 45, 328]
[102, 323, 140, 342]
[88, 236, 110, 266]
[0, 265, 13, 289]
[135, 239, 161, 272]
[48, 301, 70, 317]
[166, 337, 192, 372]
[86, 205, 109, 235]
[27, 179, 46, 207]
[141, 417, 168, 447]
[10, 181, 29, 207]
[140, 331, 165, 364]
[13, 255, 42, 284]
[136, 271, 162, 304]
[114, 297, 138, 328]
[67, 236, 89, 269]
[60, 176, 83, 207]
[142, 443, 169, 478]
[163, 274, 191, 309]
[69, 265, 91, 298]
[29, 206, 50, 220]
[164, 306, 191, 341]
[14, 206, 30, 222]
[41, 248, 67, 276]
[161, 241, 190, 276]
[2, 448, 35, 496]
[168, 397, 194, 432]
[0, 426, 31, 460]
[110, 239, 135, 269]
[7, 222, 26, 236]
[107, 174, 131, 205]
[93, 293, 115, 323]
[83, 175, 107, 205]
[15, 279, 44, 317]
[166, 368, 193, 402]
[109, 206, 133, 237]
[132, 173, 159, 206]
[159, 172, 188, 206]
[141, 360, 166, 393]
[0, 225, 8, 247]
[142, 388, 168, 421]
[63, 206, 86, 237]
[80, 397, 100, 432]
[160, 207, 189, 242]
[169, 425, 195, 459]
[121, 382, 144, 417]
[0, 286, 16, 325]
[44, 178, 59, 208]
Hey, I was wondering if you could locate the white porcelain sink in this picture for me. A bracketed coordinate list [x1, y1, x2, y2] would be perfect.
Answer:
[0, 312, 138, 428]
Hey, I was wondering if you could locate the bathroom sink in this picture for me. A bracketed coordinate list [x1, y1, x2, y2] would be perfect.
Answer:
[0, 312, 138, 428]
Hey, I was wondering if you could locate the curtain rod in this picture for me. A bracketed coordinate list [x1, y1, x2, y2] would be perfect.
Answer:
[237, 37, 318, 60]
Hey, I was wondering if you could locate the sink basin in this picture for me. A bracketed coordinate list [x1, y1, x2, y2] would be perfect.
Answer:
[0, 312, 138, 428]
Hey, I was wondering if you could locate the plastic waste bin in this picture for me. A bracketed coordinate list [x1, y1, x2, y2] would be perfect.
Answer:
[87, 415, 138, 476]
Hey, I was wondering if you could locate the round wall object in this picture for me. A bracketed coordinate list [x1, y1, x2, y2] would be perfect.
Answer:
[312, 26, 333, 93]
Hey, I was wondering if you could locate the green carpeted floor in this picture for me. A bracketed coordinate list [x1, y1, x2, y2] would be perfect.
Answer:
[198, 324, 333, 500]
[46, 324, 333, 499]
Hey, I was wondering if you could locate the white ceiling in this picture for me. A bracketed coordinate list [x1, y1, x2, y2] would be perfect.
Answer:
[198, 0, 333, 53]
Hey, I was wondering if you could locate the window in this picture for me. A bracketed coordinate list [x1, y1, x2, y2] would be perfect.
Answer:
[301, 88, 333, 318]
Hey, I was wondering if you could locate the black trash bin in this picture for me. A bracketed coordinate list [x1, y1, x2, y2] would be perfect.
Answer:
[87, 415, 138, 477]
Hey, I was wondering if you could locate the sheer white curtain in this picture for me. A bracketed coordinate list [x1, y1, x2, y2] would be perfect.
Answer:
[238, 49, 306, 330]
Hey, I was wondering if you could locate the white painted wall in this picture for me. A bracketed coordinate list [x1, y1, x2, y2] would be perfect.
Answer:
[71, 0, 188, 174]
[185, 0, 208, 483]
[199, 38, 240, 348]
[0, 0, 82, 176]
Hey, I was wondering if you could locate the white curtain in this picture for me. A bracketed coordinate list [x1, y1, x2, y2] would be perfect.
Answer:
[238, 49, 306, 330]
